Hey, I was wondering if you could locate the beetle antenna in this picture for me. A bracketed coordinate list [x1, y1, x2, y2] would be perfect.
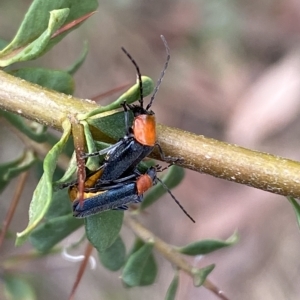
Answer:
[156, 177, 195, 223]
[121, 47, 144, 108]
[146, 35, 170, 111]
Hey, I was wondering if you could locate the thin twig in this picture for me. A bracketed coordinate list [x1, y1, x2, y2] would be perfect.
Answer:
[124, 215, 229, 300]
[68, 242, 94, 300]
[0, 171, 29, 249]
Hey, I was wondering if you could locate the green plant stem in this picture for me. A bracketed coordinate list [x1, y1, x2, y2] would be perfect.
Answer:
[155, 125, 300, 198]
[124, 215, 228, 300]
[1, 70, 300, 198]
[0, 70, 95, 131]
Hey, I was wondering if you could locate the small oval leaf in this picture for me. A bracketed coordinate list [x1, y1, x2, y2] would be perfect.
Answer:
[98, 235, 126, 271]
[89, 111, 133, 141]
[29, 214, 83, 252]
[53, 152, 77, 187]
[122, 241, 157, 287]
[165, 271, 179, 300]
[85, 210, 124, 252]
[0, 9, 70, 67]
[126, 237, 144, 258]
[82, 120, 100, 170]
[82, 76, 154, 119]
[16, 120, 71, 245]
[0, 150, 36, 193]
[45, 188, 73, 219]
[66, 41, 88, 75]
[0, 38, 8, 50]
[10, 68, 75, 94]
[0, 1, 98, 66]
[193, 264, 215, 287]
[177, 232, 238, 256]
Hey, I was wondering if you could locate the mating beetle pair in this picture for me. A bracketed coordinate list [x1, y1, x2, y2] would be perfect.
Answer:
[70, 165, 194, 222]
[67, 36, 195, 223]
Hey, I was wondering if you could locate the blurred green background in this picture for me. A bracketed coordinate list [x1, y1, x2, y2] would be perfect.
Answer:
[1, 0, 300, 299]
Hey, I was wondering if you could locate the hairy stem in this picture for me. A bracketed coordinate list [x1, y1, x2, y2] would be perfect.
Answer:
[1, 70, 300, 198]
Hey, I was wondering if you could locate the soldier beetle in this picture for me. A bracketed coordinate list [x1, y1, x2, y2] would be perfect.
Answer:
[71, 166, 195, 222]
[83, 35, 180, 184]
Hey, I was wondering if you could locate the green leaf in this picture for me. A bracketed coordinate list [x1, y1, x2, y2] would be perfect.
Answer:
[127, 238, 145, 257]
[45, 188, 73, 219]
[53, 152, 77, 187]
[9, 68, 75, 94]
[3, 274, 36, 300]
[138, 253, 157, 286]
[89, 111, 132, 141]
[0, 150, 36, 193]
[35, 132, 74, 182]
[43, 131, 74, 157]
[141, 165, 185, 210]
[82, 120, 100, 171]
[84, 77, 154, 142]
[0, 38, 8, 50]
[165, 271, 179, 300]
[0, 9, 70, 67]
[66, 41, 89, 75]
[82, 76, 154, 119]
[98, 236, 126, 271]
[93, 141, 115, 152]
[0, 0, 98, 66]
[0, 111, 47, 143]
[122, 241, 157, 287]
[193, 264, 215, 287]
[29, 214, 83, 252]
[85, 210, 124, 252]
[287, 196, 300, 230]
[16, 120, 71, 246]
[177, 232, 238, 256]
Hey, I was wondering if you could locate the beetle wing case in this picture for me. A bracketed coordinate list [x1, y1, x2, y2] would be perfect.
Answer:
[73, 181, 142, 218]
[99, 138, 153, 182]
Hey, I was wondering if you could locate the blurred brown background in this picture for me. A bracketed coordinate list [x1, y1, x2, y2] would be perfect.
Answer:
[1, 0, 300, 299]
